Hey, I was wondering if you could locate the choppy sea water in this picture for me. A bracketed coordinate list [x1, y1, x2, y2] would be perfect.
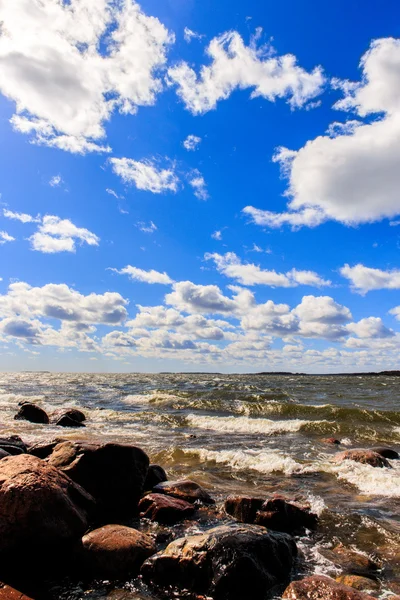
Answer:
[0, 372, 399, 599]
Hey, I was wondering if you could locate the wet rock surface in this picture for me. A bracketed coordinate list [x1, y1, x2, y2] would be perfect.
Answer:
[51, 409, 86, 424]
[0, 449, 10, 460]
[282, 575, 378, 599]
[335, 575, 380, 592]
[47, 441, 149, 519]
[0, 436, 27, 456]
[153, 479, 215, 504]
[14, 402, 49, 424]
[81, 524, 156, 579]
[139, 493, 196, 524]
[333, 449, 391, 468]
[56, 414, 86, 428]
[141, 523, 297, 600]
[370, 447, 399, 459]
[144, 464, 167, 491]
[0, 582, 34, 600]
[224, 495, 264, 523]
[321, 545, 379, 577]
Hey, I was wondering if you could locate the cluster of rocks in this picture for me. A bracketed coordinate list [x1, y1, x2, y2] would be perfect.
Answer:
[14, 402, 86, 428]
[321, 438, 399, 467]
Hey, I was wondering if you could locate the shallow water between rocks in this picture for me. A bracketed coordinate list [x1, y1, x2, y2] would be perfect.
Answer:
[0, 372, 399, 599]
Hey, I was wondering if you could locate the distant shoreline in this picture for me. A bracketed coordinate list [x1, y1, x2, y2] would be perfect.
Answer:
[14, 369, 400, 376]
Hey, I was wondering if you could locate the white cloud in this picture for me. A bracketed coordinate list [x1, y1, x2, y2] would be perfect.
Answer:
[166, 281, 240, 314]
[110, 158, 179, 194]
[29, 215, 99, 254]
[137, 221, 157, 234]
[341, 263, 400, 294]
[111, 265, 173, 285]
[3, 209, 40, 223]
[183, 134, 202, 151]
[0, 231, 15, 244]
[0, 0, 174, 153]
[293, 295, 352, 325]
[49, 175, 62, 187]
[183, 28, 203, 43]
[347, 317, 394, 339]
[106, 188, 120, 200]
[245, 37, 400, 228]
[205, 252, 331, 287]
[389, 306, 400, 321]
[167, 31, 324, 114]
[188, 170, 208, 200]
[211, 230, 222, 241]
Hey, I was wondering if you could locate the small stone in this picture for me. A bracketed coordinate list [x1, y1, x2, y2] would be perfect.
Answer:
[321, 545, 379, 577]
[370, 447, 399, 460]
[254, 496, 318, 533]
[14, 403, 49, 424]
[144, 464, 167, 491]
[225, 496, 265, 523]
[81, 524, 156, 579]
[139, 493, 196, 524]
[153, 479, 214, 505]
[322, 438, 341, 445]
[282, 575, 377, 599]
[51, 408, 86, 424]
[56, 414, 86, 428]
[333, 449, 391, 468]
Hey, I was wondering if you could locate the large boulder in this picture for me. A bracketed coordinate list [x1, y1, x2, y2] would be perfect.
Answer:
[225, 495, 317, 533]
[51, 408, 86, 424]
[282, 575, 377, 599]
[0, 582, 34, 600]
[153, 479, 214, 505]
[0, 454, 94, 557]
[0, 436, 27, 456]
[81, 525, 156, 579]
[141, 523, 297, 600]
[333, 449, 390, 468]
[139, 493, 196, 524]
[14, 403, 49, 424]
[47, 441, 149, 518]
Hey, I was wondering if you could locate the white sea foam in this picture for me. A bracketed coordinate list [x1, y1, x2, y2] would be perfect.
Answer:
[185, 447, 313, 476]
[186, 413, 312, 435]
[305, 493, 327, 517]
[329, 459, 400, 498]
[121, 392, 177, 406]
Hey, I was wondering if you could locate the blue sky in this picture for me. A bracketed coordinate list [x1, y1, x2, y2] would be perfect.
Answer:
[1, 0, 400, 373]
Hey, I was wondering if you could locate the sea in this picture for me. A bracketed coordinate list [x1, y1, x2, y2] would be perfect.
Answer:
[0, 371, 399, 599]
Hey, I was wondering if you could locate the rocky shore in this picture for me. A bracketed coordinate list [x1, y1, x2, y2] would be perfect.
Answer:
[0, 402, 399, 600]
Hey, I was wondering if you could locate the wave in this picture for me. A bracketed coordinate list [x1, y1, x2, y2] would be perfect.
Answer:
[185, 413, 312, 436]
[328, 459, 400, 498]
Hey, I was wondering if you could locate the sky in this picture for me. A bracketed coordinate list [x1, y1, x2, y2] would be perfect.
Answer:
[1, 0, 400, 373]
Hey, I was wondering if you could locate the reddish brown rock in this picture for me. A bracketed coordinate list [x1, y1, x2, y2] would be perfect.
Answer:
[144, 464, 167, 491]
[322, 437, 341, 445]
[0, 582, 34, 600]
[51, 408, 86, 424]
[139, 493, 196, 524]
[335, 575, 379, 592]
[322, 545, 379, 577]
[333, 449, 390, 468]
[81, 524, 156, 579]
[0, 454, 94, 556]
[55, 414, 85, 428]
[47, 441, 149, 518]
[28, 439, 64, 459]
[141, 523, 297, 600]
[224, 496, 264, 523]
[153, 479, 214, 505]
[254, 497, 318, 533]
[282, 575, 377, 599]
[14, 403, 49, 424]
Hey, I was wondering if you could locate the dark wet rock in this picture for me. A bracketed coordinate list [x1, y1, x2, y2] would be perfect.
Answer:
[225, 495, 317, 533]
[282, 575, 377, 599]
[0, 436, 27, 456]
[141, 523, 297, 600]
[224, 496, 265, 523]
[321, 545, 379, 577]
[370, 447, 399, 460]
[254, 497, 318, 533]
[0, 581, 34, 600]
[333, 449, 391, 468]
[14, 403, 49, 424]
[322, 437, 341, 445]
[0, 454, 95, 556]
[51, 408, 86, 424]
[81, 524, 156, 579]
[56, 414, 86, 428]
[139, 493, 196, 524]
[28, 439, 64, 459]
[0, 449, 10, 460]
[144, 464, 167, 491]
[336, 575, 379, 592]
[47, 441, 149, 519]
[153, 479, 214, 505]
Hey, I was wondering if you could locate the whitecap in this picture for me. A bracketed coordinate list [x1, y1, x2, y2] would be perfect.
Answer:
[186, 413, 313, 436]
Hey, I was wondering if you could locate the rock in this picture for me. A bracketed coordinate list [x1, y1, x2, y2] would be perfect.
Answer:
[254, 497, 318, 533]
[225, 496, 265, 523]
[0, 450, 10, 460]
[28, 439, 64, 459]
[322, 437, 341, 445]
[139, 493, 196, 524]
[81, 524, 156, 579]
[47, 441, 149, 519]
[14, 403, 49, 424]
[153, 479, 214, 505]
[144, 465, 167, 491]
[56, 414, 85, 428]
[0, 582, 34, 600]
[282, 575, 377, 599]
[336, 575, 379, 592]
[370, 447, 399, 460]
[321, 545, 379, 577]
[225, 495, 317, 533]
[333, 449, 390, 468]
[0, 454, 95, 557]
[141, 523, 297, 600]
[51, 408, 86, 424]
[0, 436, 27, 456]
